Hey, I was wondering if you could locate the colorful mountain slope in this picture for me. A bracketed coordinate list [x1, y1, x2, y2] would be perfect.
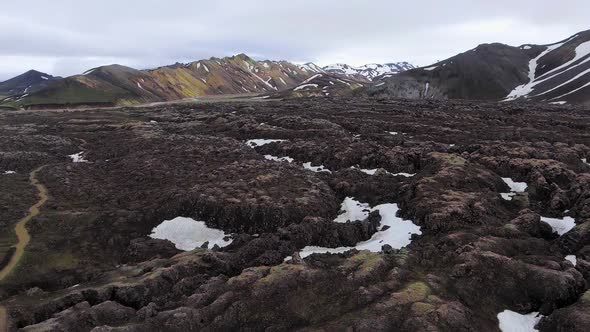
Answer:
[270, 73, 366, 98]
[1, 55, 314, 108]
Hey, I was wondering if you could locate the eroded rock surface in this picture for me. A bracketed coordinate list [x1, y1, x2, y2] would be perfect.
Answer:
[0, 98, 589, 331]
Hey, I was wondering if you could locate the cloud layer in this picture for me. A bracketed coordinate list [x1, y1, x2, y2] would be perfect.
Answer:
[1, 0, 588, 80]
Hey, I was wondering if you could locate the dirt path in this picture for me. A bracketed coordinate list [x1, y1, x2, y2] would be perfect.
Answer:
[0, 306, 7, 332]
[0, 166, 48, 331]
[0, 166, 48, 281]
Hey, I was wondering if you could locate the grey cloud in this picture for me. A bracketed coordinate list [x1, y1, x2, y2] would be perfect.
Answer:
[0, 0, 588, 80]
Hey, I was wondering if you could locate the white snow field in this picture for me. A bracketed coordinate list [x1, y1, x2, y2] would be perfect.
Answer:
[246, 139, 286, 148]
[150, 217, 232, 251]
[294, 198, 422, 259]
[540, 216, 577, 236]
[497, 310, 543, 332]
[69, 152, 88, 163]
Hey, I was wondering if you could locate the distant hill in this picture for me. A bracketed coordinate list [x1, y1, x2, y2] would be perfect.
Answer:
[0, 70, 59, 98]
[365, 29, 590, 105]
[269, 73, 366, 99]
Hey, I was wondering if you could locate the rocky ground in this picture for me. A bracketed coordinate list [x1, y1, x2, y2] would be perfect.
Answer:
[0, 97, 589, 331]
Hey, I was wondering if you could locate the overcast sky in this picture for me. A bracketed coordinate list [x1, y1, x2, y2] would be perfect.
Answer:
[1, 0, 588, 80]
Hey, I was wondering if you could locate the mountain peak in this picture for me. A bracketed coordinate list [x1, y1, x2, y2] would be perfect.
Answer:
[323, 62, 415, 81]
[0, 69, 57, 97]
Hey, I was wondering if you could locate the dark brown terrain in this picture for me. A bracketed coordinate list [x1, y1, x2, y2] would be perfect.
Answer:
[0, 97, 589, 331]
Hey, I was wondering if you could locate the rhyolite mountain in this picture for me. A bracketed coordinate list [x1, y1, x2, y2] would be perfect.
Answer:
[0, 55, 410, 109]
[0, 70, 59, 98]
[366, 29, 590, 105]
[1, 55, 316, 108]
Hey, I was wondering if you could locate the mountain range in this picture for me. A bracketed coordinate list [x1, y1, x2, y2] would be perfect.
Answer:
[0, 57, 410, 109]
[1, 29, 590, 109]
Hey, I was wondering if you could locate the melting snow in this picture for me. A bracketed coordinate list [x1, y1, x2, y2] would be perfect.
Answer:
[3, 171, 16, 175]
[549, 101, 567, 105]
[583, 158, 589, 165]
[392, 172, 416, 178]
[540, 216, 576, 236]
[246, 139, 286, 148]
[497, 310, 543, 332]
[294, 84, 319, 91]
[150, 217, 232, 251]
[501, 178, 527, 201]
[422, 66, 437, 71]
[300, 74, 322, 85]
[264, 155, 294, 163]
[351, 166, 415, 177]
[303, 162, 332, 173]
[505, 36, 584, 100]
[334, 198, 371, 223]
[296, 201, 421, 258]
[501, 193, 517, 201]
[69, 152, 88, 163]
[41, 76, 49, 80]
[565, 255, 577, 266]
[502, 178, 528, 192]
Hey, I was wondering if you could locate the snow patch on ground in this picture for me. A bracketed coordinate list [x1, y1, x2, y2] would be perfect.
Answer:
[246, 139, 286, 148]
[150, 217, 232, 251]
[502, 178, 528, 192]
[264, 155, 294, 163]
[549, 101, 567, 105]
[497, 310, 542, 332]
[501, 193, 516, 201]
[296, 201, 421, 258]
[565, 255, 577, 266]
[334, 198, 371, 223]
[303, 162, 332, 173]
[69, 152, 88, 163]
[501, 178, 527, 201]
[3, 171, 16, 175]
[351, 166, 415, 177]
[583, 158, 589, 165]
[422, 66, 437, 71]
[540, 216, 576, 236]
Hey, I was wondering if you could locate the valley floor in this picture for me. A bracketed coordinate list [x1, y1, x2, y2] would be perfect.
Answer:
[0, 97, 589, 331]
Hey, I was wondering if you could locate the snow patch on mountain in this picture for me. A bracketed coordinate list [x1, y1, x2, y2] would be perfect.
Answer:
[323, 62, 414, 81]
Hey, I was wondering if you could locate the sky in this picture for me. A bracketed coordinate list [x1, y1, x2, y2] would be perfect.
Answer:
[1, 0, 588, 80]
